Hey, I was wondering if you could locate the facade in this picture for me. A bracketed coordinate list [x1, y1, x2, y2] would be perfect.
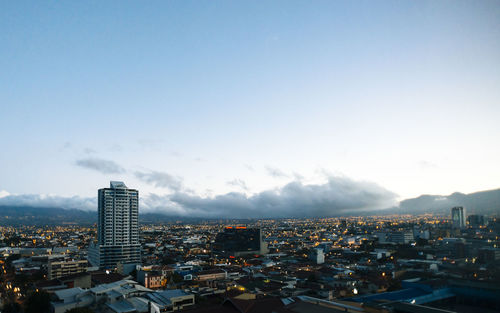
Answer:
[137, 270, 164, 289]
[48, 259, 88, 280]
[213, 226, 268, 257]
[468, 214, 485, 227]
[389, 231, 414, 244]
[146, 289, 195, 311]
[478, 248, 500, 264]
[309, 248, 325, 264]
[89, 181, 141, 268]
[376, 231, 414, 244]
[451, 206, 467, 229]
[195, 269, 227, 281]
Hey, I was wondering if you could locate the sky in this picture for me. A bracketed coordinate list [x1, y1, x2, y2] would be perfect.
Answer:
[0, 1, 499, 217]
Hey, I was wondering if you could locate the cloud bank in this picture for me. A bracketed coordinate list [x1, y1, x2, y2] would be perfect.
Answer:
[165, 176, 397, 218]
[0, 176, 398, 218]
[226, 179, 249, 191]
[135, 170, 183, 191]
[76, 158, 125, 174]
[0, 193, 96, 210]
[265, 166, 289, 178]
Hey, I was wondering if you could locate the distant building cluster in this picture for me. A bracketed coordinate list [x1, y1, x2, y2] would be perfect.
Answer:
[213, 226, 268, 257]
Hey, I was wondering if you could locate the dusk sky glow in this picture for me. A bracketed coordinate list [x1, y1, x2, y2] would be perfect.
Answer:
[1, 1, 499, 215]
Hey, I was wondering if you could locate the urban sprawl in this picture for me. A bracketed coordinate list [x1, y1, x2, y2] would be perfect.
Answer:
[0, 182, 499, 313]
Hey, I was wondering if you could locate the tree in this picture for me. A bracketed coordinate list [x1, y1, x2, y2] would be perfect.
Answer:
[5, 254, 21, 267]
[161, 256, 176, 265]
[129, 268, 137, 280]
[170, 272, 184, 283]
[307, 273, 317, 282]
[387, 280, 402, 291]
[2, 302, 22, 313]
[24, 290, 51, 313]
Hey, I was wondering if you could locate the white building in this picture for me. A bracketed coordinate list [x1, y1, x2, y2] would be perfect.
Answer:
[89, 181, 141, 268]
[50, 280, 195, 313]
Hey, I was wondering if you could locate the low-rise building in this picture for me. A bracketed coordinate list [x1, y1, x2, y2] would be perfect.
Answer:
[137, 270, 163, 289]
[48, 258, 88, 280]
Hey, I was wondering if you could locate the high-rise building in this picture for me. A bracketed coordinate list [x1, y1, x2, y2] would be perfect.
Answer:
[467, 214, 485, 228]
[88, 181, 141, 268]
[451, 206, 466, 229]
[213, 226, 268, 257]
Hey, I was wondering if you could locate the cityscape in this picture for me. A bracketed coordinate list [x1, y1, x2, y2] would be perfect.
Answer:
[1, 1, 500, 313]
[0, 181, 498, 313]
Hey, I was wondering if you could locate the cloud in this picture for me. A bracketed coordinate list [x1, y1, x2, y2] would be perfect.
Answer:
[266, 166, 289, 178]
[83, 147, 97, 154]
[0, 193, 96, 211]
[226, 179, 249, 191]
[0, 176, 398, 218]
[418, 160, 438, 169]
[139, 193, 186, 215]
[135, 170, 183, 191]
[0, 190, 10, 198]
[244, 164, 255, 171]
[137, 139, 163, 148]
[75, 158, 125, 174]
[166, 176, 398, 218]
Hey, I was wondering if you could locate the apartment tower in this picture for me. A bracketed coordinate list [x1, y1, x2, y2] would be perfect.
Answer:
[89, 181, 140, 268]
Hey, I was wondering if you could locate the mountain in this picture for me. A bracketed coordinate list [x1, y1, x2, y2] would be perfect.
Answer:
[397, 188, 500, 215]
[0, 206, 96, 225]
[0, 206, 204, 225]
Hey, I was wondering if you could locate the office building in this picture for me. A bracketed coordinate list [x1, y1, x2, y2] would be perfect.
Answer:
[468, 214, 485, 227]
[88, 181, 140, 268]
[48, 259, 88, 280]
[390, 231, 414, 244]
[451, 206, 466, 229]
[213, 226, 268, 257]
[376, 231, 413, 244]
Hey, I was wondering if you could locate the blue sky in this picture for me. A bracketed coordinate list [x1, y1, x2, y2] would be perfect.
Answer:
[0, 1, 499, 216]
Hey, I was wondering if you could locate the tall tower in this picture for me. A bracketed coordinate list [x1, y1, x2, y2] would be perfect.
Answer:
[89, 181, 141, 268]
[451, 206, 466, 229]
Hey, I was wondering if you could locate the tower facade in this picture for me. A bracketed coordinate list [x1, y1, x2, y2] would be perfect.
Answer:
[451, 206, 466, 229]
[89, 181, 141, 268]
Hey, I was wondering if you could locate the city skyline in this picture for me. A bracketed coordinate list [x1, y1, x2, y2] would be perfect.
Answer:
[1, 1, 500, 217]
[1, 3, 499, 313]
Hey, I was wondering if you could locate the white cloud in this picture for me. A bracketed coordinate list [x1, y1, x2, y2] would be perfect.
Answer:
[0, 190, 10, 198]
[134, 170, 183, 191]
[265, 166, 289, 178]
[76, 158, 125, 174]
[0, 176, 398, 218]
[0, 193, 96, 210]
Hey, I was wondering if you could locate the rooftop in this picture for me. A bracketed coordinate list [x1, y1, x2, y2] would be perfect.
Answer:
[110, 181, 127, 189]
